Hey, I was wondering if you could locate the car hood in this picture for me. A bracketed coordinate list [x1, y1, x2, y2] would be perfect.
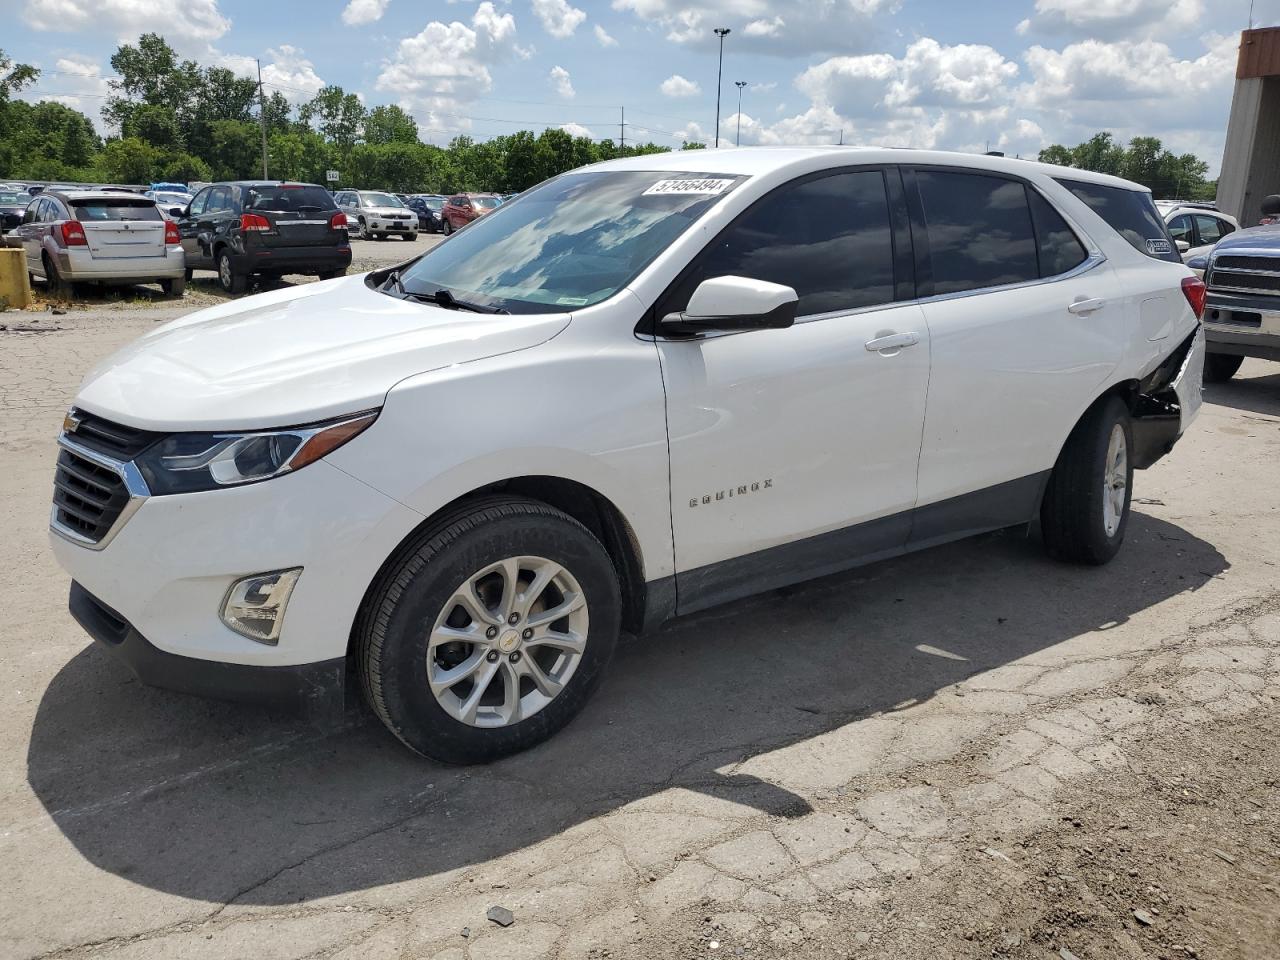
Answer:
[73, 275, 571, 432]
[1211, 224, 1280, 254]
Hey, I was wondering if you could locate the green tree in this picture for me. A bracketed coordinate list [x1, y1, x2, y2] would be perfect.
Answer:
[300, 85, 366, 149]
[680, 140, 708, 150]
[1039, 132, 1214, 200]
[99, 137, 164, 183]
[0, 49, 39, 101]
[105, 34, 202, 135]
[121, 103, 183, 150]
[206, 119, 261, 180]
[363, 104, 418, 145]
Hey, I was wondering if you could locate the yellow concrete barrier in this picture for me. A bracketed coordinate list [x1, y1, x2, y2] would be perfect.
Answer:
[0, 247, 33, 310]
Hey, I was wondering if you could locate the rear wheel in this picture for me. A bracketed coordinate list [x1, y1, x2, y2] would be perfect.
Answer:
[318, 268, 346, 281]
[1041, 396, 1133, 565]
[442, 219, 453, 236]
[42, 253, 70, 298]
[351, 218, 365, 239]
[356, 496, 621, 763]
[216, 250, 247, 295]
[160, 275, 185, 297]
[184, 267, 194, 282]
[1203, 352, 1243, 383]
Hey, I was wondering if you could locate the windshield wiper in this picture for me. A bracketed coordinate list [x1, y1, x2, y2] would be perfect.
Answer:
[403, 287, 509, 314]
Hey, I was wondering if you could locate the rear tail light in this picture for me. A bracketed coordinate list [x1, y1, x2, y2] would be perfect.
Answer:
[329, 211, 347, 229]
[59, 221, 87, 247]
[240, 213, 272, 233]
[164, 220, 181, 245]
[1181, 275, 1206, 319]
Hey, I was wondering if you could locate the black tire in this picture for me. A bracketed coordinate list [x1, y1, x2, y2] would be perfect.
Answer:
[160, 275, 185, 297]
[318, 268, 346, 281]
[1041, 396, 1134, 565]
[42, 253, 70, 298]
[216, 250, 247, 294]
[184, 267, 193, 282]
[442, 219, 453, 236]
[1203, 352, 1243, 383]
[356, 496, 621, 764]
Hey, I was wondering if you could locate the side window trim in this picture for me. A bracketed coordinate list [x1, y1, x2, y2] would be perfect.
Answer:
[644, 163, 911, 337]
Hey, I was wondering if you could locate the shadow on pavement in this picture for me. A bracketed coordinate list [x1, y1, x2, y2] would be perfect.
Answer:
[27, 512, 1226, 905]
[1203, 369, 1280, 418]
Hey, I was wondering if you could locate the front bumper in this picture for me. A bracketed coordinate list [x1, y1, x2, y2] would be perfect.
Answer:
[366, 219, 416, 234]
[1203, 293, 1280, 361]
[50, 451, 423, 672]
[70, 581, 346, 713]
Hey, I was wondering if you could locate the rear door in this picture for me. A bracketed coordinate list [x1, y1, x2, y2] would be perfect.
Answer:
[70, 196, 167, 261]
[179, 188, 210, 266]
[243, 184, 340, 248]
[1192, 213, 1234, 259]
[18, 200, 43, 270]
[907, 167, 1127, 539]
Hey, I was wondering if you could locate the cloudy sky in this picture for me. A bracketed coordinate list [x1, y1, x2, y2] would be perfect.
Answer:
[4, 0, 1278, 174]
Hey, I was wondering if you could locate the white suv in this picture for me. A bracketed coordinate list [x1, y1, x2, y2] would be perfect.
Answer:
[50, 149, 1205, 763]
[333, 190, 418, 241]
[1157, 201, 1238, 264]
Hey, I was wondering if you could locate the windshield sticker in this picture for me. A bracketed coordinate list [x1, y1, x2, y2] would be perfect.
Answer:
[642, 178, 735, 197]
[1146, 238, 1173, 255]
[556, 296, 589, 305]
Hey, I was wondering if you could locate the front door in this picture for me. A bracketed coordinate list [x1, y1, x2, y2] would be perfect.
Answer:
[656, 167, 931, 613]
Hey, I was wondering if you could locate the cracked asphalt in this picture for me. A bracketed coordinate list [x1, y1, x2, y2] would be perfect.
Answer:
[2, 277, 1278, 958]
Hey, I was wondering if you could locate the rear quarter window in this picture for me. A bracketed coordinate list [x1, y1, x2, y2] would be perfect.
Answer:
[1055, 178, 1180, 263]
[70, 199, 161, 222]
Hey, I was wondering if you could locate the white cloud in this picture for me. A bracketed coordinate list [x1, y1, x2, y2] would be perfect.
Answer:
[561, 122, 593, 138]
[1021, 0, 1204, 38]
[548, 65, 575, 99]
[20, 0, 230, 45]
[375, 1, 523, 137]
[660, 74, 701, 98]
[23, 54, 111, 129]
[214, 45, 325, 103]
[593, 24, 618, 47]
[531, 0, 586, 38]
[612, 0, 900, 55]
[341, 0, 390, 26]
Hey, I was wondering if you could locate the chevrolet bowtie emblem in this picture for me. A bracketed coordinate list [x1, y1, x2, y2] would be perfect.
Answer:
[63, 412, 81, 434]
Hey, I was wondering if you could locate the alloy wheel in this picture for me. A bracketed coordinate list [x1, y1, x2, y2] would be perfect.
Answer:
[427, 556, 589, 728]
[1102, 423, 1128, 537]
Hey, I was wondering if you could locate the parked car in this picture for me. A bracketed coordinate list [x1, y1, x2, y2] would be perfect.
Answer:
[176, 181, 351, 294]
[1194, 223, 1280, 382]
[407, 194, 447, 233]
[0, 186, 29, 232]
[146, 190, 194, 219]
[440, 193, 502, 234]
[333, 190, 418, 241]
[11, 189, 186, 296]
[1157, 201, 1238, 263]
[50, 149, 1204, 763]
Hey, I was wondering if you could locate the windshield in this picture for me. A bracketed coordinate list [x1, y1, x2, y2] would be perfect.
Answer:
[422, 198, 444, 210]
[246, 185, 335, 212]
[361, 192, 404, 208]
[71, 199, 162, 222]
[396, 170, 743, 313]
[0, 191, 25, 205]
[473, 196, 501, 209]
[153, 192, 191, 205]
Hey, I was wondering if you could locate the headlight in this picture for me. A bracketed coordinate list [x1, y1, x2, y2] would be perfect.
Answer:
[135, 411, 378, 495]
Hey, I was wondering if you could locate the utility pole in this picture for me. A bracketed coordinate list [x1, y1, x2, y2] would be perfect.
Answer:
[838, 129, 843, 145]
[713, 27, 730, 147]
[256, 58, 269, 179]
[619, 106, 626, 150]
[734, 81, 747, 146]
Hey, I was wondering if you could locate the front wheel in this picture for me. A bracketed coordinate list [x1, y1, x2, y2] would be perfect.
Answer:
[356, 497, 621, 763]
[1203, 352, 1244, 383]
[1041, 397, 1133, 565]
[442, 219, 453, 236]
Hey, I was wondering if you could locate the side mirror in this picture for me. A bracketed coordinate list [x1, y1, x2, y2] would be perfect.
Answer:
[662, 276, 798, 334]
[1175, 239, 1190, 254]
[170, 206, 186, 218]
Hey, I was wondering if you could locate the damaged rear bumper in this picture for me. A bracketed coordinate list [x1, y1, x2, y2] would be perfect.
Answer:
[1131, 326, 1204, 470]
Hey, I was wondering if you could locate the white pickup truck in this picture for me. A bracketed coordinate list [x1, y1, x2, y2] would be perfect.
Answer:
[50, 148, 1205, 763]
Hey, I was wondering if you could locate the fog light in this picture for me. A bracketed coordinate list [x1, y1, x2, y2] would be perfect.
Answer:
[220, 568, 302, 644]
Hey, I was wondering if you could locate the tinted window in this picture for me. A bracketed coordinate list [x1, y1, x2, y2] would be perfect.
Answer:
[71, 198, 162, 221]
[671, 170, 895, 316]
[1028, 189, 1088, 277]
[1167, 214, 1193, 244]
[1194, 214, 1231, 246]
[245, 185, 335, 212]
[1055, 178, 1180, 263]
[916, 171, 1038, 294]
[206, 187, 232, 213]
[188, 188, 209, 217]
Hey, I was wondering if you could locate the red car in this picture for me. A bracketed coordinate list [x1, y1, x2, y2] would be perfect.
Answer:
[441, 193, 502, 235]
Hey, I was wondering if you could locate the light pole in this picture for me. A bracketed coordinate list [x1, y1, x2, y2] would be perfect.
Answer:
[734, 81, 748, 146]
[713, 27, 730, 147]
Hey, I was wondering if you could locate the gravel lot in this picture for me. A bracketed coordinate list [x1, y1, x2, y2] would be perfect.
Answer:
[1, 260, 1278, 958]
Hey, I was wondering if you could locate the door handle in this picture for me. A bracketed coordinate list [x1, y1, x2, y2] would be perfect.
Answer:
[1067, 296, 1107, 315]
[865, 332, 920, 352]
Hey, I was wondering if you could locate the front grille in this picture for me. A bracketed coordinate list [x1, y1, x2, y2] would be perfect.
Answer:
[66, 409, 162, 460]
[52, 448, 129, 544]
[1208, 270, 1280, 295]
[1213, 255, 1280, 273]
